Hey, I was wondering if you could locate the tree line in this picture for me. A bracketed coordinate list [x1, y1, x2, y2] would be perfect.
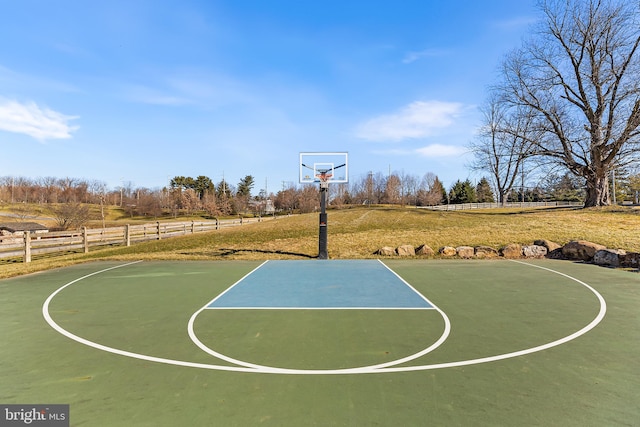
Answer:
[3, 166, 638, 226]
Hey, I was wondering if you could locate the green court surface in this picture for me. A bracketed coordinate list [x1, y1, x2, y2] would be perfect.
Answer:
[1, 259, 638, 426]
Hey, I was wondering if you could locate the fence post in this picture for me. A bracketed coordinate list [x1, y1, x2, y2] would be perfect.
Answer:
[215, 218, 219, 230]
[23, 231, 31, 263]
[191, 221, 195, 234]
[125, 224, 131, 246]
[83, 227, 89, 253]
[157, 221, 161, 240]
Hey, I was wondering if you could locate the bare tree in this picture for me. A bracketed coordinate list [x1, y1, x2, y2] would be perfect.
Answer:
[52, 202, 92, 230]
[202, 192, 220, 217]
[57, 177, 79, 203]
[297, 185, 319, 213]
[44, 177, 61, 203]
[274, 186, 298, 213]
[497, 0, 640, 206]
[416, 172, 445, 206]
[400, 172, 419, 206]
[383, 174, 402, 205]
[10, 177, 33, 203]
[136, 188, 163, 218]
[469, 95, 538, 205]
[330, 183, 350, 207]
[348, 173, 374, 205]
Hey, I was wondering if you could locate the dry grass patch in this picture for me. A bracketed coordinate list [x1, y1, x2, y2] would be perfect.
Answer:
[1, 205, 638, 278]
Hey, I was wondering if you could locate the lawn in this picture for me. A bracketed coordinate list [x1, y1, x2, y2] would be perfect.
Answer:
[1, 205, 639, 279]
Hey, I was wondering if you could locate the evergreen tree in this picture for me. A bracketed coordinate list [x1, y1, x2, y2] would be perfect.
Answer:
[448, 179, 477, 204]
[216, 179, 232, 199]
[170, 176, 195, 191]
[629, 174, 640, 204]
[475, 177, 495, 203]
[611, 167, 640, 204]
[236, 175, 255, 197]
[194, 176, 214, 200]
[546, 173, 585, 202]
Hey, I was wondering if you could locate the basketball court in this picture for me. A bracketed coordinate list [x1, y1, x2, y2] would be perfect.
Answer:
[2, 258, 638, 425]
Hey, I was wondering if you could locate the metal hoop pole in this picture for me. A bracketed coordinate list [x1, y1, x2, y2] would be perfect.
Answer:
[318, 181, 328, 259]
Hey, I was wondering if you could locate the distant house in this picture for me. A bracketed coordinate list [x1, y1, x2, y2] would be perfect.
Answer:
[0, 222, 49, 235]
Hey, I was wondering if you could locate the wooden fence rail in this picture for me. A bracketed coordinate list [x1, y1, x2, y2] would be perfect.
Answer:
[0, 216, 277, 263]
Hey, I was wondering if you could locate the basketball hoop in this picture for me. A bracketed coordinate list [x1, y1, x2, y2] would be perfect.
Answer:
[316, 172, 333, 188]
[316, 173, 333, 181]
[299, 152, 349, 259]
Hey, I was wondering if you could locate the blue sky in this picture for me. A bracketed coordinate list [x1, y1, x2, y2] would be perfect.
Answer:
[0, 0, 538, 194]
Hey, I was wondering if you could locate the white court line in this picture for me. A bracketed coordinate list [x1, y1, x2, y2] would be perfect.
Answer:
[42, 259, 607, 375]
[187, 259, 450, 373]
[204, 307, 432, 310]
[204, 259, 436, 310]
[376, 260, 608, 373]
[203, 260, 269, 307]
[42, 261, 265, 373]
[377, 259, 439, 308]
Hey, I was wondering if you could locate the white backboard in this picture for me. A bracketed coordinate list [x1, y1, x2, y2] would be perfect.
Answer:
[299, 152, 349, 184]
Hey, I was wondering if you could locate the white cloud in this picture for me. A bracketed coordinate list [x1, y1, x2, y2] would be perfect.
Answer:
[0, 98, 79, 140]
[354, 101, 464, 142]
[415, 144, 467, 157]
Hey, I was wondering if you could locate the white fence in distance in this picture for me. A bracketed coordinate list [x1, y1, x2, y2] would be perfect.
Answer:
[0, 216, 276, 263]
[418, 201, 583, 211]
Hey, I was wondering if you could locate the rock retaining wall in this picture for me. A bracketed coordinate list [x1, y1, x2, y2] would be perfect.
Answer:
[374, 239, 639, 271]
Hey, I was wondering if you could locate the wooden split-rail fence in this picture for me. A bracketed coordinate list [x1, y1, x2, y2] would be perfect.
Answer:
[0, 216, 277, 263]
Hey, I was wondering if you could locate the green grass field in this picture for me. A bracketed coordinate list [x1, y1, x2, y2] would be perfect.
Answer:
[1, 258, 638, 426]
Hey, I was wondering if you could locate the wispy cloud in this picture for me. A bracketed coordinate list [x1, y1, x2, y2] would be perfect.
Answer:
[402, 48, 448, 64]
[0, 64, 80, 94]
[125, 85, 193, 106]
[491, 16, 538, 31]
[373, 144, 467, 158]
[123, 71, 257, 108]
[354, 100, 464, 142]
[415, 143, 467, 157]
[0, 98, 79, 140]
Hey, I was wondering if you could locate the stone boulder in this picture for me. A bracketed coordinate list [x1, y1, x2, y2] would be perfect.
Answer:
[534, 239, 562, 252]
[474, 246, 499, 258]
[593, 249, 626, 267]
[415, 244, 435, 256]
[535, 239, 563, 258]
[439, 246, 457, 257]
[456, 246, 475, 258]
[523, 245, 548, 258]
[562, 240, 606, 261]
[500, 243, 523, 259]
[396, 245, 416, 256]
[621, 252, 640, 268]
[376, 246, 396, 256]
